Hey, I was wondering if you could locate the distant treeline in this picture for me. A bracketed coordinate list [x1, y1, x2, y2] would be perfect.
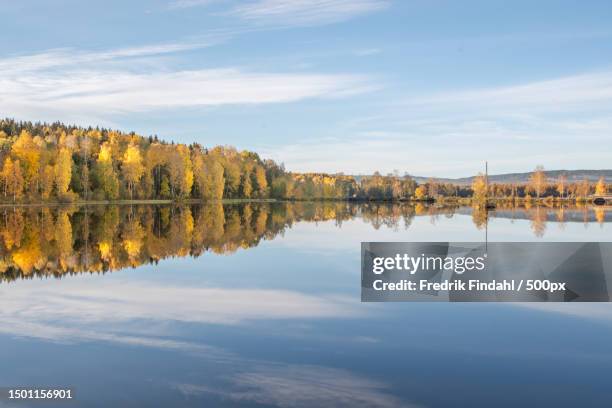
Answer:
[0, 119, 417, 202]
[430, 165, 609, 203]
[0, 119, 608, 203]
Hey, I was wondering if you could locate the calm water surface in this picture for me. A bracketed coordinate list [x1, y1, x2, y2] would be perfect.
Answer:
[1, 202, 611, 407]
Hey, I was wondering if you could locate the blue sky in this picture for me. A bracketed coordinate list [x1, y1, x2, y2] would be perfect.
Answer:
[1, 0, 611, 177]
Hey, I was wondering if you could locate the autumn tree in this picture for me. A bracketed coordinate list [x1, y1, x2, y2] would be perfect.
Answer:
[254, 166, 268, 197]
[414, 185, 427, 200]
[55, 148, 72, 196]
[471, 173, 487, 204]
[577, 178, 590, 198]
[2, 158, 24, 201]
[94, 142, 119, 199]
[41, 165, 54, 200]
[595, 176, 607, 195]
[167, 145, 193, 198]
[240, 162, 254, 198]
[11, 130, 41, 195]
[121, 143, 144, 199]
[192, 150, 224, 200]
[529, 165, 547, 199]
[556, 174, 567, 199]
[146, 143, 168, 198]
[427, 179, 439, 198]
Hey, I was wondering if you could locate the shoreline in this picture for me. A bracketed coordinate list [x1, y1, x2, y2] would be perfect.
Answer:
[0, 197, 605, 208]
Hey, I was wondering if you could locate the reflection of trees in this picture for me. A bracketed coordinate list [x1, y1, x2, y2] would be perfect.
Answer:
[359, 203, 416, 230]
[555, 207, 566, 231]
[0, 202, 375, 281]
[0, 202, 608, 282]
[595, 208, 606, 226]
[529, 206, 548, 238]
[471, 206, 488, 230]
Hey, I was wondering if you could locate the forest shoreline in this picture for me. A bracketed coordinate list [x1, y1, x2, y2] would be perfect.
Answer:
[0, 196, 604, 208]
[0, 120, 609, 205]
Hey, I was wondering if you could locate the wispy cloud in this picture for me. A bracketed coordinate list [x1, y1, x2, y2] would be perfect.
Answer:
[226, 0, 389, 26]
[0, 279, 360, 327]
[0, 277, 361, 368]
[515, 303, 612, 322]
[411, 71, 612, 113]
[0, 38, 226, 74]
[167, 0, 219, 10]
[261, 70, 612, 176]
[353, 48, 382, 57]
[165, 0, 389, 27]
[0, 42, 373, 124]
[177, 364, 416, 408]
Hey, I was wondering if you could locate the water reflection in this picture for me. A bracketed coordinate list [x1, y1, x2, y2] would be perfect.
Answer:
[1, 202, 611, 407]
[0, 202, 609, 282]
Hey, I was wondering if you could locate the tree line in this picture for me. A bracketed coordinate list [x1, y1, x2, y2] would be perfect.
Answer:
[0, 119, 608, 203]
[0, 119, 422, 202]
[417, 167, 609, 203]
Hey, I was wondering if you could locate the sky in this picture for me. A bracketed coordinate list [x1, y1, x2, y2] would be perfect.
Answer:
[1, 0, 611, 177]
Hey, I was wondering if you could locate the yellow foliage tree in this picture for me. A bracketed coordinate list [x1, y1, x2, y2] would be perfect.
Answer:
[414, 185, 427, 200]
[95, 143, 119, 199]
[3, 158, 25, 201]
[255, 166, 268, 196]
[41, 165, 55, 199]
[11, 130, 41, 194]
[595, 176, 607, 195]
[556, 174, 567, 198]
[472, 173, 487, 204]
[121, 143, 145, 199]
[529, 165, 547, 199]
[55, 148, 72, 195]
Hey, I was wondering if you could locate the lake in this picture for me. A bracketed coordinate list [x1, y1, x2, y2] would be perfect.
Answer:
[1, 202, 611, 407]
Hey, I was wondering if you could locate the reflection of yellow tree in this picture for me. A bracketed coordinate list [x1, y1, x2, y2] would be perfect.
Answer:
[55, 209, 74, 270]
[414, 203, 427, 216]
[254, 210, 268, 236]
[12, 224, 44, 275]
[555, 207, 566, 231]
[0, 202, 608, 283]
[122, 219, 145, 264]
[530, 207, 548, 238]
[2, 210, 24, 249]
[595, 208, 606, 225]
[471, 206, 488, 230]
[172, 208, 194, 257]
[98, 241, 112, 261]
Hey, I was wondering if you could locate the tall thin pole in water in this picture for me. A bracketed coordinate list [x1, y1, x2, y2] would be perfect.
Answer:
[485, 162, 488, 254]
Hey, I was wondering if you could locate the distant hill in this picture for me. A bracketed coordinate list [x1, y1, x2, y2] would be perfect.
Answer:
[410, 170, 612, 185]
[353, 170, 612, 185]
